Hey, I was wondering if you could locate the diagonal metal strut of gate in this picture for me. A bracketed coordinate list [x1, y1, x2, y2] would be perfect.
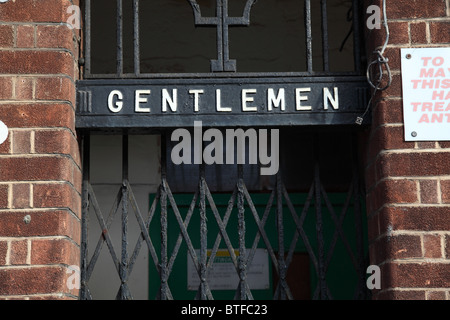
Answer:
[79, 134, 369, 300]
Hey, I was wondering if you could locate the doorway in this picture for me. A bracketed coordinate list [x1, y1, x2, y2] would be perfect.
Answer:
[77, 0, 370, 300]
[80, 128, 370, 300]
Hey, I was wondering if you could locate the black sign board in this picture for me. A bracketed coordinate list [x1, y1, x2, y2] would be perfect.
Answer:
[76, 76, 369, 129]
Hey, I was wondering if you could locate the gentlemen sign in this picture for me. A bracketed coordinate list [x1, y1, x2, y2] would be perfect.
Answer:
[76, 76, 368, 128]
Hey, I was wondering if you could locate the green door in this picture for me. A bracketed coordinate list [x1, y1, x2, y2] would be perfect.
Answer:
[148, 190, 368, 300]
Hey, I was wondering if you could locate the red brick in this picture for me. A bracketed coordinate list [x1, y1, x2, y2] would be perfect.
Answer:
[12, 183, 31, 209]
[36, 25, 77, 54]
[384, 47, 402, 72]
[11, 130, 31, 154]
[416, 141, 436, 149]
[423, 234, 442, 258]
[410, 22, 428, 44]
[419, 180, 438, 204]
[16, 25, 35, 48]
[0, 241, 7, 265]
[0, 184, 8, 209]
[33, 183, 81, 217]
[35, 76, 75, 102]
[14, 77, 34, 100]
[0, 51, 74, 77]
[371, 100, 404, 128]
[0, 132, 11, 154]
[382, 262, 450, 288]
[374, 290, 426, 300]
[0, 211, 80, 244]
[376, 152, 450, 178]
[0, 266, 74, 296]
[386, 0, 447, 19]
[370, 234, 422, 265]
[387, 22, 409, 45]
[0, 103, 75, 132]
[439, 141, 450, 149]
[0, 25, 14, 47]
[28, 295, 76, 300]
[427, 291, 446, 300]
[367, 69, 401, 100]
[0, 77, 13, 100]
[34, 129, 80, 167]
[0, 0, 76, 23]
[369, 179, 417, 212]
[368, 126, 414, 161]
[10, 240, 28, 265]
[0, 156, 74, 182]
[378, 206, 450, 232]
[31, 238, 79, 266]
[365, 28, 382, 54]
[429, 21, 450, 43]
[446, 235, 450, 259]
[442, 180, 450, 203]
[73, 165, 82, 195]
[368, 21, 409, 47]
[378, 74, 402, 99]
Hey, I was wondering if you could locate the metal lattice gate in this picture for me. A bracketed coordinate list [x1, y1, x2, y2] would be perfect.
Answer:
[79, 132, 370, 300]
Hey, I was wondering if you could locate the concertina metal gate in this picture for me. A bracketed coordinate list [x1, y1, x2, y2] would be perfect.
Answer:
[79, 133, 370, 300]
[77, 0, 370, 300]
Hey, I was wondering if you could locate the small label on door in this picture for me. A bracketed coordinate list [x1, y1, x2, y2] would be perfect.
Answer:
[187, 248, 270, 291]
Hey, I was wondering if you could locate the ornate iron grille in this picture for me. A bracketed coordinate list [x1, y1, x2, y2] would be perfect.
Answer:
[79, 133, 370, 300]
[81, 0, 365, 77]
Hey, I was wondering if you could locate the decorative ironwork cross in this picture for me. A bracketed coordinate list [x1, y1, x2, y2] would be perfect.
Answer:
[188, 0, 257, 72]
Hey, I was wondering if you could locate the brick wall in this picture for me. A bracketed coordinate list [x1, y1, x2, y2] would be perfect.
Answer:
[0, 0, 449, 300]
[364, 0, 450, 299]
[0, 0, 81, 299]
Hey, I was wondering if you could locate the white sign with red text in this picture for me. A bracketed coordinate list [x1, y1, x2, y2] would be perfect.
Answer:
[401, 48, 450, 141]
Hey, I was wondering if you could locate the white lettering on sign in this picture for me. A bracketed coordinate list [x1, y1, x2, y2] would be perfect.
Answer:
[267, 88, 286, 111]
[216, 89, 231, 112]
[295, 87, 311, 110]
[401, 48, 450, 141]
[105, 87, 341, 114]
[242, 88, 257, 111]
[323, 87, 339, 110]
[189, 89, 204, 112]
[135, 89, 151, 113]
[162, 88, 177, 112]
[107, 90, 123, 113]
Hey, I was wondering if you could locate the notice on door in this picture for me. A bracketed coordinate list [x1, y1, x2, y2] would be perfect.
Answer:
[187, 249, 269, 291]
[401, 47, 450, 141]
